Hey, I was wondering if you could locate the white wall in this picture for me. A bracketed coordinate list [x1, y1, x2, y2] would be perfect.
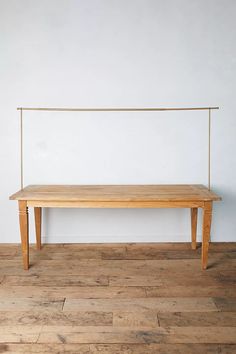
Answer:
[0, 0, 235, 243]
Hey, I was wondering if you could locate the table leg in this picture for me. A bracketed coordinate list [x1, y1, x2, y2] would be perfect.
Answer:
[202, 201, 212, 270]
[191, 208, 198, 250]
[34, 207, 42, 250]
[18, 201, 29, 270]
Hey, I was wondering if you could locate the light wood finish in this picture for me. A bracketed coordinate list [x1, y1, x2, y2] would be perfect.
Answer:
[34, 207, 41, 250]
[36, 326, 236, 344]
[202, 201, 213, 270]
[2, 275, 109, 287]
[113, 311, 158, 327]
[158, 312, 236, 327]
[0, 243, 235, 352]
[10, 184, 221, 202]
[63, 297, 218, 312]
[0, 344, 234, 354]
[10, 184, 221, 270]
[191, 208, 198, 250]
[27, 200, 205, 208]
[18, 201, 29, 270]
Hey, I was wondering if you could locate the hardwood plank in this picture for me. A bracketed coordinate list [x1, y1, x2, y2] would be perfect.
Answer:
[0, 326, 41, 343]
[158, 312, 236, 326]
[0, 244, 18, 257]
[37, 326, 169, 344]
[12, 242, 235, 252]
[125, 242, 236, 259]
[113, 311, 158, 328]
[110, 276, 164, 287]
[145, 285, 236, 298]
[11, 242, 236, 259]
[214, 298, 236, 312]
[0, 244, 20, 250]
[167, 327, 236, 344]
[125, 245, 236, 260]
[98, 344, 236, 354]
[0, 298, 64, 311]
[0, 252, 236, 278]
[0, 259, 165, 276]
[126, 243, 195, 251]
[60, 243, 127, 248]
[1, 343, 235, 354]
[63, 298, 218, 312]
[1, 258, 235, 276]
[124, 249, 203, 260]
[0, 244, 236, 350]
[208, 243, 236, 252]
[109, 274, 227, 287]
[59, 242, 201, 251]
[36, 326, 236, 344]
[14, 244, 126, 260]
[214, 271, 236, 285]
[0, 343, 91, 354]
[1, 284, 235, 301]
[26, 250, 232, 261]
[0, 310, 112, 326]
[2, 275, 109, 286]
[126, 242, 236, 252]
[22, 246, 127, 260]
[0, 286, 147, 299]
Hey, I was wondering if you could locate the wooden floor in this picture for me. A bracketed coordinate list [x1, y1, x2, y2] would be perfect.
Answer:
[0, 243, 236, 354]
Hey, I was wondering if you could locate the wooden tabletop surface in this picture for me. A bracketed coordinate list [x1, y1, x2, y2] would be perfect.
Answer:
[9, 185, 221, 202]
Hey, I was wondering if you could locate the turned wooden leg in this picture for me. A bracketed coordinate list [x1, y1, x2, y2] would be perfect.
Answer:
[191, 208, 198, 250]
[18, 201, 29, 270]
[202, 201, 212, 270]
[34, 207, 42, 250]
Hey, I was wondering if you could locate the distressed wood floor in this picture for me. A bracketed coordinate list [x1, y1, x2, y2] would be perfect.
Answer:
[0, 242, 236, 354]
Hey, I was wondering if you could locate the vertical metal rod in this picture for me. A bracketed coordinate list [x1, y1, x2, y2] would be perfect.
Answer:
[20, 108, 23, 190]
[208, 108, 211, 190]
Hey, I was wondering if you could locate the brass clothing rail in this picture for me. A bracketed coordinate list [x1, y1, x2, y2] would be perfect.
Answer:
[17, 107, 219, 112]
[18, 106, 219, 190]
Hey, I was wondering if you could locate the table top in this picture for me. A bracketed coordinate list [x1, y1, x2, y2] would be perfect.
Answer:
[9, 184, 221, 202]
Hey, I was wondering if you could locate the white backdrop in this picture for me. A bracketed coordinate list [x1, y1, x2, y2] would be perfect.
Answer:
[0, 0, 235, 243]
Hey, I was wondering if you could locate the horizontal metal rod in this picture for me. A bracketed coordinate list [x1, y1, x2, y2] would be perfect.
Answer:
[17, 107, 219, 112]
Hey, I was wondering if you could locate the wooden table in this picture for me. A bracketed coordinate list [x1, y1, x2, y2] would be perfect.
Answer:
[9, 184, 221, 270]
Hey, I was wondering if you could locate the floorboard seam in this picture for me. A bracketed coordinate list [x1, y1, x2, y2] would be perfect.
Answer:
[156, 313, 161, 327]
[61, 297, 66, 311]
[0, 275, 5, 285]
[35, 324, 43, 344]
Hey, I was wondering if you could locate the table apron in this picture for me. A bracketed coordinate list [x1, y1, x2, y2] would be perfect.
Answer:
[26, 200, 205, 208]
